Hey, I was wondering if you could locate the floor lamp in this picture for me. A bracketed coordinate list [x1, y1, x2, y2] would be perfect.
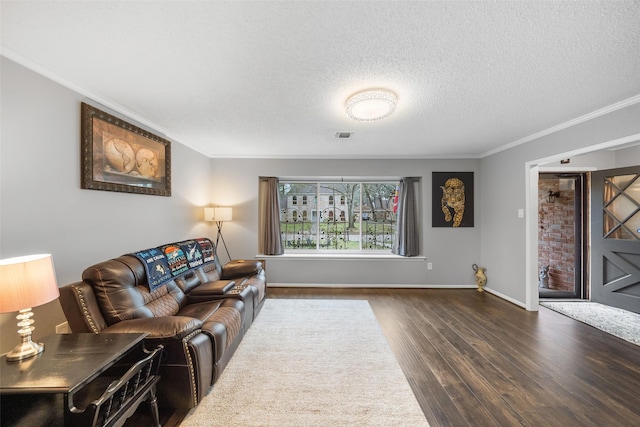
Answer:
[205, 207, 233, 262]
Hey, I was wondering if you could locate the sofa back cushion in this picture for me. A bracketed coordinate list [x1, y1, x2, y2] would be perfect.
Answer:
[82, 255, 187, 325]
[174, 269, 204, 294]
[199, 259, 223, 282]
[174, 258, 222, 294]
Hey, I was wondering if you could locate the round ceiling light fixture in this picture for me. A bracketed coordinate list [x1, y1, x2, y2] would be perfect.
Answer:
[345, 88, 397, 122]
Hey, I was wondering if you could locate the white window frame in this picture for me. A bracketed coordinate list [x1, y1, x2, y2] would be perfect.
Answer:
[279, 178, 401, 254]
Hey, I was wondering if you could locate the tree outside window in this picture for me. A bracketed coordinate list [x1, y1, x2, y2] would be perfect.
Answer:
[279, 181, 398, 251]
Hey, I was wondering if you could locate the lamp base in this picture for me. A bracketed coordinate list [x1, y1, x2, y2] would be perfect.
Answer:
[216, 221, 232, 262]
[5, 308, 44, 362]
[5, 338, 44, 362]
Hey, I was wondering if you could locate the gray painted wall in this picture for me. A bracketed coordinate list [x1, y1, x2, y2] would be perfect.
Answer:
[210, 158, 480, 286]
[616, 145, 640, 168]
[2, 55, 639, 353]
[479, 103, 640, 306]
[0, 58, 213, 353]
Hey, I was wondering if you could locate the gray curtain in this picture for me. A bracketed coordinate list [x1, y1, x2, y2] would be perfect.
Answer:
[258, 177, 284, 255]
[392, 177, 419, 257]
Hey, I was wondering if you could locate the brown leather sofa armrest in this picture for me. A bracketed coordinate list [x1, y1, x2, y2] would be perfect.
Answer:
[59, 282, 108, 333]
[102, 316, 203, 340]
[221, 260, 263, 279]
[190, 280, 235, 296]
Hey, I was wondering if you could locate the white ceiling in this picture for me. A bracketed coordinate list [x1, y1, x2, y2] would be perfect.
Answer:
[2, 1, 640, 159]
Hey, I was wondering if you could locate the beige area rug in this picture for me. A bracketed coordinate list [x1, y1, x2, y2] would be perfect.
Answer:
[180, 299, 429, 426]
[540, 301, 640, 346]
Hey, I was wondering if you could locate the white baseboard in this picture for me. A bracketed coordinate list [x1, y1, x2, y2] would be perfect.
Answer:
[268, 283, 477, 289]
[484, 287, 527, 309]
[267, 283, 527, 309]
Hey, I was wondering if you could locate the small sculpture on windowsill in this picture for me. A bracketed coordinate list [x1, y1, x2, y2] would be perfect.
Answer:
[472, 264, 487, 293]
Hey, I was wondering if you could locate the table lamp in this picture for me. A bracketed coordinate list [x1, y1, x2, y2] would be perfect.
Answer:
[0, 254, 59, 362]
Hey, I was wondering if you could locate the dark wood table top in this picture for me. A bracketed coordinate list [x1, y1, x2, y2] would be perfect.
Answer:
[0, 333, 146, 395]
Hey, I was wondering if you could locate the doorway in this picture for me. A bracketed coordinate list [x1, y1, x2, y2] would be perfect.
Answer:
[538, 173, 588, 299]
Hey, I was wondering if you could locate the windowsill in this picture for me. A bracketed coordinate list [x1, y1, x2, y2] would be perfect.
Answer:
[257, 253, 427, 261]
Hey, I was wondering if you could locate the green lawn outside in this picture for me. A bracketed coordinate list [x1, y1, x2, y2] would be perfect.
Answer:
[281, 220, 395, 250]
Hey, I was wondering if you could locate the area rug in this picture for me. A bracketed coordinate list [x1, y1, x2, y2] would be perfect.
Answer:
[180, 299, 429, 426]
[540, 301, 640, 346]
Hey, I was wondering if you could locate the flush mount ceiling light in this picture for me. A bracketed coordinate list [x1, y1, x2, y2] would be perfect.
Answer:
[345, 88, 397, 122]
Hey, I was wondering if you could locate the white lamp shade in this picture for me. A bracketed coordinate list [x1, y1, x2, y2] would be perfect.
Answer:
[204, 207, 233, 222]
[0, 254, 59, 313]
[204, 207, 215, 222]
[214, 207, 233, 222]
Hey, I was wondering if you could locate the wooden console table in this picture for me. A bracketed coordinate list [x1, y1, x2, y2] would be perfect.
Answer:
[0, 333, 161, 427]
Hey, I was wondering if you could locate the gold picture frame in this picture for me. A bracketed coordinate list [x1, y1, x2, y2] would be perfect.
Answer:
[81, 102, 171, 196]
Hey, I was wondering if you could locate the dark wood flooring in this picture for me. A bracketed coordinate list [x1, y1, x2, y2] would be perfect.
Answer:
[130, 288, 640, 427]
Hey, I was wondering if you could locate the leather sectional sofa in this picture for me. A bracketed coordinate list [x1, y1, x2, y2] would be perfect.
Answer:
[59, 238, 266, 409]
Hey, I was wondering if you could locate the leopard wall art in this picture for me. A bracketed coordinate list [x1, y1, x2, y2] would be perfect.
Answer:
[441, 177, 465, 227]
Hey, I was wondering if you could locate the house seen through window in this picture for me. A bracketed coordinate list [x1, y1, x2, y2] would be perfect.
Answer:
[279, 180, 399, 251]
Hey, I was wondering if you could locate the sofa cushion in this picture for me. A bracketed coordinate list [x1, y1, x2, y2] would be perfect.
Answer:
[221, 260, 263, 278]
[174, 269, 202, 294]
[177, 300, 225, 323]
[101, 316, 202, 340]
[204, 303, 243, 351]
[239, 273, 267, 303]
[201, 303, 243, 361]
[200, 260, 221, 280]
[82, 256, 187, 325]
[187, 280, 235, 298]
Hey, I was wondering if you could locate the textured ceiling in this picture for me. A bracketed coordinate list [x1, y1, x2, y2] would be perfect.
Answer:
[2, 1, 640, 159]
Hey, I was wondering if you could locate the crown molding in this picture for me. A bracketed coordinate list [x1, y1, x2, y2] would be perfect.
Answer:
[482, 93, 640, 158]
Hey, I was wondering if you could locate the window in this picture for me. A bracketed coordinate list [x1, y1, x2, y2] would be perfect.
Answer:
[279, 180, 399, 251]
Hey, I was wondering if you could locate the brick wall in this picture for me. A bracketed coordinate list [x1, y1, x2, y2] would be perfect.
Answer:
[538, 180, 575, 291]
